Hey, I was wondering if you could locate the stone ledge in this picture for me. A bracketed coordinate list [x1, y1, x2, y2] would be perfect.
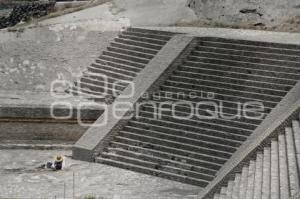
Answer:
[0, 91, 104, 121]
[138, 26, 300, 45]
[0, 91, 104, 148]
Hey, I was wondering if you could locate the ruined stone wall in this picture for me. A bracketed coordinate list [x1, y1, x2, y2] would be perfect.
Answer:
[187, 0, 300, 26]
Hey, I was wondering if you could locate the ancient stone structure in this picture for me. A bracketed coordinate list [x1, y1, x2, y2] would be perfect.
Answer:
[71, 27, 300, 193]
[2, 26, 300, 198]
[200, 101, 300, 199]
[69, 28, 175, 103]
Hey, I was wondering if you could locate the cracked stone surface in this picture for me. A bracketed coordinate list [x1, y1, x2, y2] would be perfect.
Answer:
[0, 150, 201, 199]
[0, 27, 118, 93]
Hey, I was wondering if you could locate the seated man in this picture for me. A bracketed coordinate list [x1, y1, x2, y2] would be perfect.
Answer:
[45, 155, 64, 171]
[53, 155, 63, 170]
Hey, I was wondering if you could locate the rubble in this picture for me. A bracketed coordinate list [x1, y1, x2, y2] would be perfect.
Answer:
[0, 1, 55, 29]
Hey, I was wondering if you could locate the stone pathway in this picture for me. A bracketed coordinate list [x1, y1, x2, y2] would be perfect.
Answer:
[0, 150, 200, 199]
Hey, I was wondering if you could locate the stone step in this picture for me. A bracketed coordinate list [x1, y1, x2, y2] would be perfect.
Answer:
[109, 141, 221, 172]
[121, 31, 172, 41]
[112, 136, 226, 168]
[195, 45, 300, 62]
[160, 85, 279, 107]
[114, 38, 162, 50]
[191, 50, 300, 70]
[110, 42, 158, 55]
[80, 77, 127, 90]
[232, 174, 241, 199]
[137, 110, 253, 137]
[184, 58, 300, 82]
[99, 54, 146, 69]
[226, 181, 234, 199]
[184, 57, 300, 80]
[198, 39, 300, 56]
[148, 99, 264, 124]
[220, 187, 228, 199]
[167, 71, 288, 101]
[81, 73, 130, 86]
[89, 63, 138, 77]
[116, 131, 232, 159]
[199, 37, 300, 50]
[119, 34, 167, 46]
[285, 127, 300, 196]
[278, 133, 291, 199]
[67, 87, 106, 101]
[147, 98, 265, 125]
[292, 120, 300, 171]
[141, 105, 258, 131]
[245, 160, 256, 199]
[262, 147, 271, 199]
[165, 79, 285, 101]
[271, 139, 280, 199]
[95, 59, 142, 73]
[71, 85, 113, 98]
[239, 166, 249, 199]
[213, 193, 220, 199]
[119, 126, 237, 153]
[253, 153, 263, 199]
[123, 124, 242, 147]
[170, 73, 292, 93]
[176, 65, 295, 87]
[104, 148, 215, 181]
[129, 117, 248, 142]
[106, 147, 216, 176]
[90, 33, 299, 188]
[127, 27, 175, 37]
[103, 50, 149, 64]
[107, 46, 154, 59]
[208, 117, 300, 199]
[152, 91, 274, 112]
[168, 76, 287, 101]
[74, 80, 121, 96]
[83, 70, 133, 82]
[96, 156, 208, 187]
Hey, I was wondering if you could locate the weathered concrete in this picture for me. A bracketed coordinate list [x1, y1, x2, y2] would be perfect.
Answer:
[209, 120, 300, 199]
[0, 27, 118, 92]
[0, 150, 200, 199]
[198, 79, 300, 198]
[187, 0, 300, 27]
[73, 35, 195, 161]
[139, 26, 300, 45]
[40, 0, 196, 27]
[69, 27, 174, 101]
[0, 91, 103, 147]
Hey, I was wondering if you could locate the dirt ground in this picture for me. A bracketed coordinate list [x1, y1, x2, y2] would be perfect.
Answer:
[0, 0, 196, 94]
[175, 15, 300, 33]
[0, 27, 118, 93]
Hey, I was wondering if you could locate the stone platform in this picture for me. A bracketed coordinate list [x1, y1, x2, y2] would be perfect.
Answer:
[0, 90, 103, 149]
[0, 149, 200, 199]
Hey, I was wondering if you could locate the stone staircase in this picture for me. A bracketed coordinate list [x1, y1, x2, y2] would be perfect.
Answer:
[68, 28, 174, 101]
[209, 117, 300, 199]
[94, 37, 300, 186]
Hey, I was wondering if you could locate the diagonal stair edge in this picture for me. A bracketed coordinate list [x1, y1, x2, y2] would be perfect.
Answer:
[198, 80, 300, 199]
[72, 35, 196, 162]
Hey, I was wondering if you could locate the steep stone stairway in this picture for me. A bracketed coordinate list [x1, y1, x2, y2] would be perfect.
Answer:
[95, 37, 300, 186]
[209, 117, 300, 199]
[69, 28, 174, 101]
